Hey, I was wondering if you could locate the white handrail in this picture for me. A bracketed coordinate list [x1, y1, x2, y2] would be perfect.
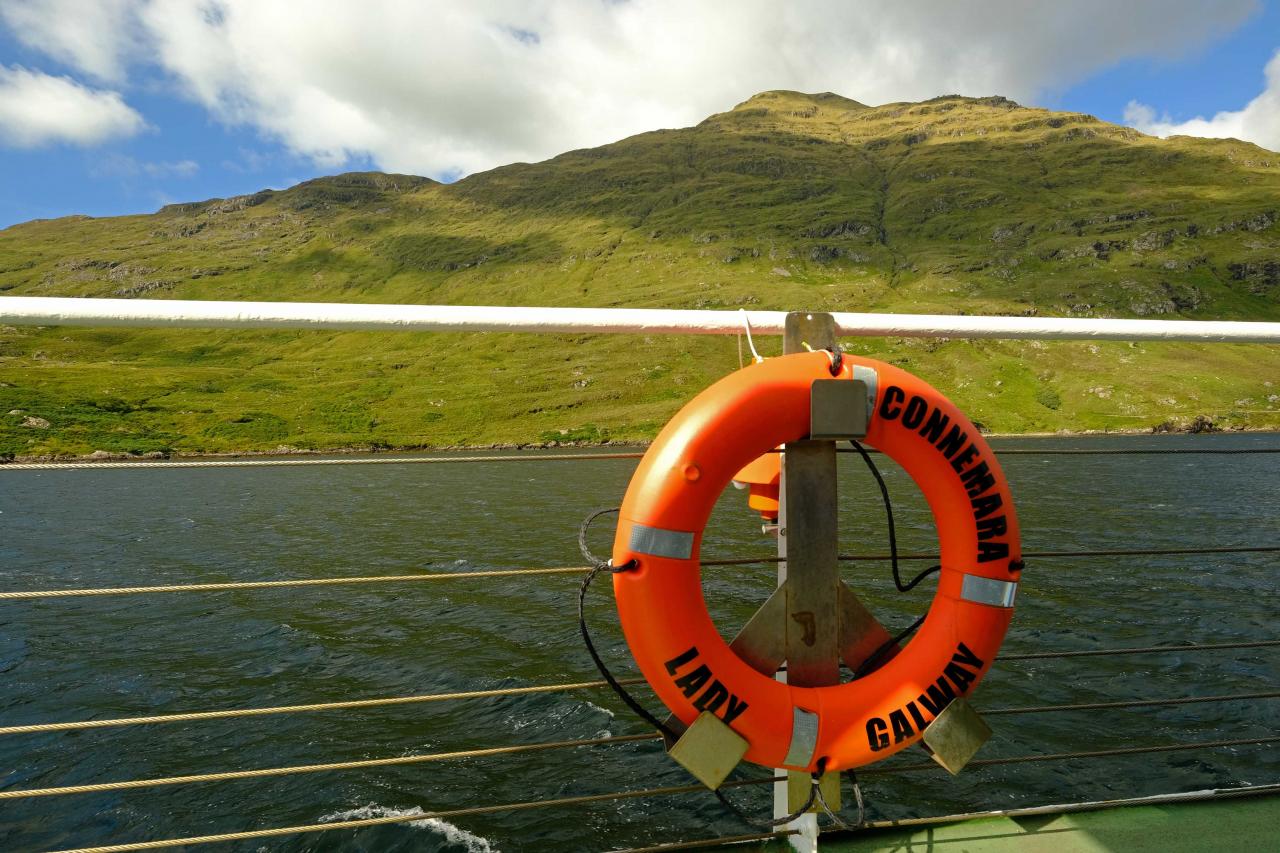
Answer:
[2, 296, 1279, 342]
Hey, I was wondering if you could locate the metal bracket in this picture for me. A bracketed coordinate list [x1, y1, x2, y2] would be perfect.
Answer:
[728, 583, 788, 677]
[809, 378, 869, 440]
[788, 770, 842, 815]
[921, 697, 992, 775]
[837, 582, 896, 673]
[667, 711, 750, 790]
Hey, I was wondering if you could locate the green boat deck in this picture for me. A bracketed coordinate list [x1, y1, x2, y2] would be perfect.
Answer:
[818, 794, 1277, 852]
[720, 788, 1280, 853]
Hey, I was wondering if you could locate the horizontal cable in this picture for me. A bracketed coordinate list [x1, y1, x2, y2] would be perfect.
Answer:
[7, 688, 1274, 797]
[0, 733, 663, 800]
[999, 638, 1280, 661]
[49, 774, 783, 853]
[0, 677, 649, 736]
[7, 447, 1277, 472]
[52, 784, 1280, 853]
[45, 761, 1280, 853]
[0, 451, 644, 472]
[867, 735, 1280, 775]
[3, 545, 1275, 601]
[22, 733, 1279, 844]
[610, 831, 797, 852]
[985, 690, 1280, 715]
[0, 566, 590, 599]
[62, 701, 1261, 795]
[0, 557, 774, 599]
[10, 672, 1277, 740]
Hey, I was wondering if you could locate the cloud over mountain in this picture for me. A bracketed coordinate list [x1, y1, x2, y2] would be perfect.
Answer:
[0, 0, 1268, 167]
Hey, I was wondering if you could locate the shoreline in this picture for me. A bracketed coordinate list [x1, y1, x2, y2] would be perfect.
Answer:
[5, 425, 1278, 465]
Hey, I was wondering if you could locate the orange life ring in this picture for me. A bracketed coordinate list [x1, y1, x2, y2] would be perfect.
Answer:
[610, 351, 1021, 772]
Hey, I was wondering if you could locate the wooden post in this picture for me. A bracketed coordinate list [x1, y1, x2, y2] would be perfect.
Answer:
[774, 312, 841, 851]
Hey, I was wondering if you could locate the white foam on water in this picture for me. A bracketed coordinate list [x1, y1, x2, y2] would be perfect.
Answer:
[585, 701, 615, 719]
[320, 804, 498, 852]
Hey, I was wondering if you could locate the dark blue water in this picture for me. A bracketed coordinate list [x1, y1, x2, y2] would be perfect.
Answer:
[0, 434, 1277, 851]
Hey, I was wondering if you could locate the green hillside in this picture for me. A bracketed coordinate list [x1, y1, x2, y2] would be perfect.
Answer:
[1, 90, 1278, 458]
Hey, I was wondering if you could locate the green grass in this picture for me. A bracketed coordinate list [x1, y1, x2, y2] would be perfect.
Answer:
[1, 93, 1278, 457]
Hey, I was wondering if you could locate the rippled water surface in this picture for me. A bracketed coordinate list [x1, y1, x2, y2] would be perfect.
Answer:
[1, 434, 1277, 851]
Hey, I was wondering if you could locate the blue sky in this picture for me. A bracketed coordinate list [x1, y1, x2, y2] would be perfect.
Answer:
[0, 1, 1277, 230]
[1049, 2, 1278, 119]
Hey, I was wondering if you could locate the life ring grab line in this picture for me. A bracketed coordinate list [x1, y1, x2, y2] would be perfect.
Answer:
[611, 352, 1021, 772]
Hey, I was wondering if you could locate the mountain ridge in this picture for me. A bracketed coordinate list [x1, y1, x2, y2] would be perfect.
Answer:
[1, 90, 1278, 457]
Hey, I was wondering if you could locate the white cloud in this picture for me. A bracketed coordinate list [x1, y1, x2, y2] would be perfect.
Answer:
[0, 0, 141, 83]
[0, 1, 1264, 173]
[1125, 50, 1280, 151]
[0, 65, 146, 147]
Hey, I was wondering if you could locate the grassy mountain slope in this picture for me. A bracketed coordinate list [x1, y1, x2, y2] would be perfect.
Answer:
[1, 91, 1278, 457]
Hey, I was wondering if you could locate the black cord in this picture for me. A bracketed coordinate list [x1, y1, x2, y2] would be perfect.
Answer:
[578, 561, 678, 739]
[579, 506, 627, 571]
[845, 438, 939, 683]
[577, 508, 667, 738]
[847, 439, 940, 593]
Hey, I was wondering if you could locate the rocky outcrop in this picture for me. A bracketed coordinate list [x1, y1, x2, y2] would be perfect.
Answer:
[801, 220, 874, 239]
[1228, 261, 1280, 293]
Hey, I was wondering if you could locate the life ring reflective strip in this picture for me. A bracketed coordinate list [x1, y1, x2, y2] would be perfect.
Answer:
[610, 352, 1022, 772]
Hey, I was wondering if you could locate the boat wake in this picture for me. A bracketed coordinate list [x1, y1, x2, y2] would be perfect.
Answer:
[320, 804, 497, 851]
